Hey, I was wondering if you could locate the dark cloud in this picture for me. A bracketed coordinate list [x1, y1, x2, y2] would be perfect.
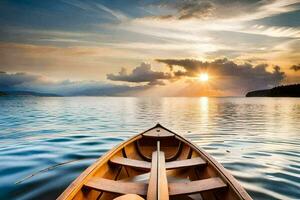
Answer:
[178, 1, 213, 20]
[107, 62, 171, 85]
[153, 0, 269, 20]
[156, 0, 214, 20]
[0, 72, 41, 88]
[290, 64, 300, 71]
[0, 71, 149, 96]
[156, 58, 286, 92]
[147, 79, 166, 86]
[156, 59, 206, 76]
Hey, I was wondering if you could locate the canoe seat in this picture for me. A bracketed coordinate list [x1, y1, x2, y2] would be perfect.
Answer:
[169, 177, 227, 195]
[84, 177, 147, 196]
[110, 156, 206, 170]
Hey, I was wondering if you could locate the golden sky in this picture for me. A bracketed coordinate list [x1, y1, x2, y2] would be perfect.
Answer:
[0, 0, 300, 96]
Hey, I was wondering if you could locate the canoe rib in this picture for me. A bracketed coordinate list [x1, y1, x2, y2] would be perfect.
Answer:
[110, 157, 206, 170]
[135, 141, 184, 162]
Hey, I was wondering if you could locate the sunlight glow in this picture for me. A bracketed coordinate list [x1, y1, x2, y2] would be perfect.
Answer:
[198, 73, 209, 82]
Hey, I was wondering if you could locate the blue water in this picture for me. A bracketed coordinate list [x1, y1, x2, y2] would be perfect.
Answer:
[0, 97, 299, 200]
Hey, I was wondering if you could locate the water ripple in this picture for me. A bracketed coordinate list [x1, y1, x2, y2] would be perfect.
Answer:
[0, 97, 299, 200]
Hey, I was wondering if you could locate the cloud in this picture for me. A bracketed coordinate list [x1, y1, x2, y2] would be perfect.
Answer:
[107, 62, 171, 85]
[157, 0, 214, 20]
[156, 58, 286, 92]
[0, 57, 290, 96]
[243, 24, 300, 38]
[0, 72, 42, 88]
[290, 64, 300, 71]
[0, 71, 149, 96]
[151, 0, 300, 21]
[0, 42, 153, 81]
[62, 0, 128, 22]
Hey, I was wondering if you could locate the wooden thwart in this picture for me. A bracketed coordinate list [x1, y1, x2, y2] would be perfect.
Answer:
[169, 177, 227, 196]
[110, 157, 206, 170]
[166, 157, 206, 169]
[83, 177, 227, 197]
[84, 177, 147, 196]
[110, 157, 151, 170]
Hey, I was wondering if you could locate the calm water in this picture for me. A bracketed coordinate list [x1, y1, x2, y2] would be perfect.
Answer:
[0, 97, 299, 200]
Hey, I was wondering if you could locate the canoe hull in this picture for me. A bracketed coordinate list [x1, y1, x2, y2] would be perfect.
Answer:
[58, 124, 252, 200]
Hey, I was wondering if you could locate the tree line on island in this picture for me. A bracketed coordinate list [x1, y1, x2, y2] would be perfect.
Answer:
[246, 84, 300, 97]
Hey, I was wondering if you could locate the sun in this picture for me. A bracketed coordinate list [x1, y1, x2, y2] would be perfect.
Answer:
[198, 73, 209, 82]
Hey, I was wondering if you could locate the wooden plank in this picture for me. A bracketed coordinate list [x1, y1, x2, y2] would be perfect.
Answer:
[84, 177, 147, 196]
[169, 177, 227, 196]
[147, 141, 169, 200]
[166, 157, 206, 169]
[110, 157, 151, 170]
[110, 157, 206, 170]
[114, 194, 144, 200]
[147, 151, 158, 200]
[157, 151, 169, 199]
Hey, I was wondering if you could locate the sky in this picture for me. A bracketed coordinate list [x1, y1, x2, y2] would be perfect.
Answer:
[0, 0, 300, 96]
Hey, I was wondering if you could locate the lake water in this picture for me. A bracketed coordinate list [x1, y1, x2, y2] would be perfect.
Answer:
[0, 97, 299, 200]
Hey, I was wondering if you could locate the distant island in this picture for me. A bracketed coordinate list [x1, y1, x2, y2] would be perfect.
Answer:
[0, 91, 61, 97]
[246, 84, 300, 97]
[0, 91, 7, 96]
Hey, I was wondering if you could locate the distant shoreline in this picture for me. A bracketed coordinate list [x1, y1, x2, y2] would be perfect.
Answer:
[246, 84, 300, 97]
[1, 87, 300, 98]
[0, 91, 61, 97]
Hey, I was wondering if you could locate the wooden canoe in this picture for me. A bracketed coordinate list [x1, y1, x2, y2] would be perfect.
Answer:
[57, 124, 253, 200]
